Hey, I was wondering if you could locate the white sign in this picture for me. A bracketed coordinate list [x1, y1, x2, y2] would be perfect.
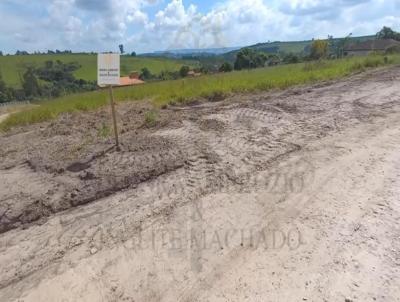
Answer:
[98, 53, 120, 86]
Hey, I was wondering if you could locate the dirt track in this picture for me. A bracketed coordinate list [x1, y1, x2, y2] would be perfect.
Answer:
[1, 67, 400, 301]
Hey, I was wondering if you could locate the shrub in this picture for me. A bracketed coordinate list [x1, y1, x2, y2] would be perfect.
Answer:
[364, 57, 383, 68]
[22, 67, 41, 98]
[139, 67, 154, 80]
[234, 48, 267, 70]
[98, 123, 111, 138]
[350, 62, 365, 72]
[310, 40, 329, 60]
[144, 110, 158, 127]
[202, 90, 227, 102]
[219, 62, 233, 73]
[179, 66, 190, 77]
[283, 53, 300, 64]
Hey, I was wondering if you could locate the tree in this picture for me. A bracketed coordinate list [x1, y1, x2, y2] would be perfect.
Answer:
[234, 48, 268, 70]
[267, 54, 280, 66]
[327, 34, 348, 58]
[335, 33, 352, 58]
[15, 50, 29, 55]
[131, 51, 136, 57]
[376, 26, 400, 41]
[119, 44, 125, 54]
[310, 40, 328, 60]
[34, 60, 95, 97]
[179, 65, 190, 77]
[139, 67, 153, 80]
[0, 70, 20, 103]
[22, 67, 41, 97]
[219, 62, 233, 72]
[0, 51, 3, 56]
[282, 53, 299, 64]
[0, 71, 5, 91]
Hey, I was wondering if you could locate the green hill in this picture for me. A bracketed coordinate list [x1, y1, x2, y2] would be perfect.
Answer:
[0, 54, 194, 87]
[221, 35, 376, 61]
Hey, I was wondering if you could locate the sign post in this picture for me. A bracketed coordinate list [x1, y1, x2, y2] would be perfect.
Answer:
[108, 85, 119, 150]
[98, 53, 121, 151]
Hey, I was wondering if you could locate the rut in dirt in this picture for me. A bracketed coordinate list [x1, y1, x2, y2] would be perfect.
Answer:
[1, 66, 400, 235]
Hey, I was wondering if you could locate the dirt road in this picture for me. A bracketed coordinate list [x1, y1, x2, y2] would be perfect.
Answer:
[1, 67, 400, 301]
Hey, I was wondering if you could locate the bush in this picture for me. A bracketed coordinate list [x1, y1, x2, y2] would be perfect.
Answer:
[159, 70, 180, 81]
[310, 40, 329, 60]
[283, 53, 300, 64]
[219, 62, 233, 73]
[144, 110, 158, 127]
[179, 66, 190, 77]
[364, 57, 383, 68]
[201, 90, 227, 102]
[139, 67, 154, 80]
[349, 62, 365, 72]
[98, 123, 111, 138]
[22, 67, 41, 98]
[234, 48, 267, 70]
[0, 91, 7, 103]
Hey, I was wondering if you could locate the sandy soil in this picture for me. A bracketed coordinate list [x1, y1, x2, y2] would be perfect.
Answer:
[1, 67, 400, 301]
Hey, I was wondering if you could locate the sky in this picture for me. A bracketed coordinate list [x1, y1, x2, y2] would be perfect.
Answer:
[0, 0, 399, 54]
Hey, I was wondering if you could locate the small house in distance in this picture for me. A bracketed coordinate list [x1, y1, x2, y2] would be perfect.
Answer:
[119, 71, 144, 87]
[344, 39, 400, 56]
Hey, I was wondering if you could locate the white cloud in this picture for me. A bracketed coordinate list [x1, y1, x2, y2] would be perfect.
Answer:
[0, 0, 399, 53]
[133, 0, 288, 51]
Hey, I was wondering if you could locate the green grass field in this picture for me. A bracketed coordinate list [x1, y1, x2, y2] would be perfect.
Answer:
[0, 54, 194, 87]
[1, 54, 398, 131]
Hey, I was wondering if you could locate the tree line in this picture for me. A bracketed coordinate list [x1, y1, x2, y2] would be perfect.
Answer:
[215, 26, 400, 73]
[0, 60, 97, 103]
[138, 65, 206, 81]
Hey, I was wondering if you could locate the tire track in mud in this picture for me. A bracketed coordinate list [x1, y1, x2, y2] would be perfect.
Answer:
[0, 164, 64, 233]
[147, 106, 301, 202]
[0, 106, 306, 290]
[4, 68, 400, 297]
[46, 92, 399, 277]
[174, 111, 400, 302]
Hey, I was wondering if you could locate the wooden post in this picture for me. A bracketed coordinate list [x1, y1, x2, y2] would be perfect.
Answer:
[108, 85, 120, 151]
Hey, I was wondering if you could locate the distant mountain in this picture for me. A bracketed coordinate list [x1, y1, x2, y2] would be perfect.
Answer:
[139, 47, 242, 58]
[139, 34, 377, 64]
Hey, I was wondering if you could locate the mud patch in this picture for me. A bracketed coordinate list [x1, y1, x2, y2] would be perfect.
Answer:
[2, 66, 400, 236]
[66, 162, 91, 173]
[67, 147, 186, 207]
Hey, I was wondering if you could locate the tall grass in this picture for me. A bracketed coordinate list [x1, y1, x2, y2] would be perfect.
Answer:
[1, 54, 399, 131]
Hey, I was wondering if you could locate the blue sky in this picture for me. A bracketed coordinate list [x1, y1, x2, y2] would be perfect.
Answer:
[0, 0, 399, 54]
